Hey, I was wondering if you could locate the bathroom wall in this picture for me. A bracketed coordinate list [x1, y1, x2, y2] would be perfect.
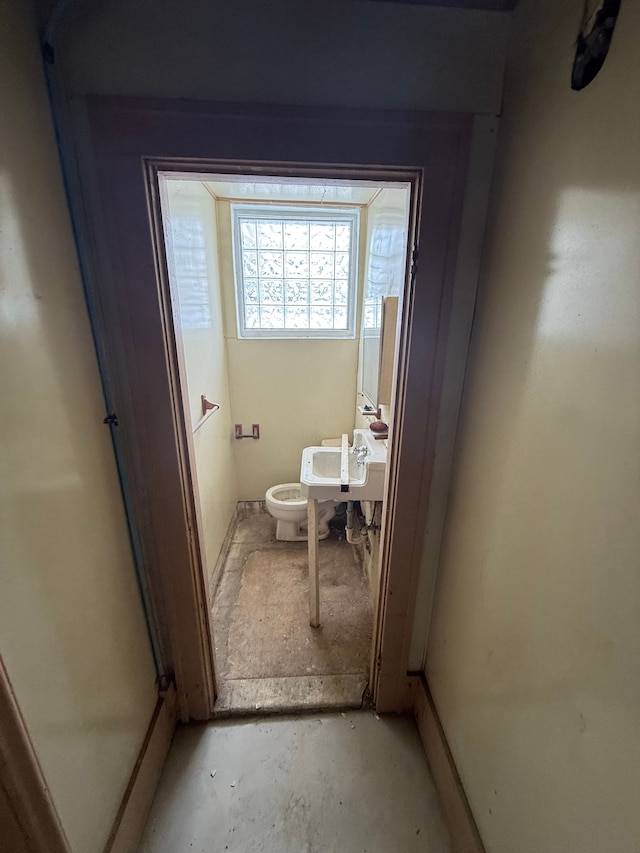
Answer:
[162, 180, 238, 586]
[216, 201, 363, 500]
[0, 3, 158, 852]
[426, 1, 640, 851]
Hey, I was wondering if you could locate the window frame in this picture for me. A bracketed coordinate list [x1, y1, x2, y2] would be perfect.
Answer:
[231, 203, 360, 339]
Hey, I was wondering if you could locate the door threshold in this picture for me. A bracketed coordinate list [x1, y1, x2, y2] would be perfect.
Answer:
[212, 674, 370, 718]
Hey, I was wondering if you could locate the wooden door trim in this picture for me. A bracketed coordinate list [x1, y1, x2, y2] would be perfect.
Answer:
[78, 97, 472, 716]
[0, 656, 71, 853]
[372, 113, 471, 710]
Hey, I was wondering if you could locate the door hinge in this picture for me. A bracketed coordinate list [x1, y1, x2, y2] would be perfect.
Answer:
[103, 412, 119, 427]
[410, 246, 419, 283]
[157, 674, 173, 693]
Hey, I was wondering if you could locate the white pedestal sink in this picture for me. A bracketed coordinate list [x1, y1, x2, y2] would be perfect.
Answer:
[300, 429, 387, 626]
[300, 429, 386, 502]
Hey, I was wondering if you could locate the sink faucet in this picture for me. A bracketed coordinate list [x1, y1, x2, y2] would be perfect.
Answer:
[352, 443, 369, 465]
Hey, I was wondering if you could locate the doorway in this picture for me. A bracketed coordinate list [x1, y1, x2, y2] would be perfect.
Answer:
[158, 173, 412, 713]
[82, 97, 472, 719]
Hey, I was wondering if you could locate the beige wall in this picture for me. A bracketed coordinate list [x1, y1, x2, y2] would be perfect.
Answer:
[52, 0, 509, 114]
[162, 180, 238, 585]
[0, 4, 158, 852]
[217, 202, 361, 500]
[427, 2, 640, 851]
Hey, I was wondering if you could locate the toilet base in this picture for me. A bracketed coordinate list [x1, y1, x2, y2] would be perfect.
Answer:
[275, 518, 331, 542]
[265, 482, 336, 542]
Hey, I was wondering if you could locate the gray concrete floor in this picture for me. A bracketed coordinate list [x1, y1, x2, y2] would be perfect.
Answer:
[138, 711, 451, 853]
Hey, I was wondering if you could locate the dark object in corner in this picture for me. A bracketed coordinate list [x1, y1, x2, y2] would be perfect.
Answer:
[370, 419, 389, 440]
[571, 0, 621, 90]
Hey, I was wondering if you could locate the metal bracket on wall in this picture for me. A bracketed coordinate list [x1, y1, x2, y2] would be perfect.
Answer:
[235, 423, 260, 440]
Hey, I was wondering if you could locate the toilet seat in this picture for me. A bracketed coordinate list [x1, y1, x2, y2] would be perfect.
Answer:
[265, 482, 336, 542]
[266, 483, 307, 507]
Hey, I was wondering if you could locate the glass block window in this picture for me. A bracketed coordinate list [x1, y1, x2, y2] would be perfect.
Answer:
[231, 204, 359, 338]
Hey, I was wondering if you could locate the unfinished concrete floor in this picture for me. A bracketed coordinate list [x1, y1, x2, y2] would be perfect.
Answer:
[212, 508, 373, 714]
[138, 711, 451, 853]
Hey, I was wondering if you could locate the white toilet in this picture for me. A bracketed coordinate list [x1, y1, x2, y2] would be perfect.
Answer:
[265, 483, 336, 542]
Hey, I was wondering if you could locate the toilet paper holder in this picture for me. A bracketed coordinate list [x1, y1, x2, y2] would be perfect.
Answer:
[235, 423, 260, 440]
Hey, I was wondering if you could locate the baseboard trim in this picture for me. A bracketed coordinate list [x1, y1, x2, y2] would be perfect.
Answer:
[104, 684, 177, 853]
[414, 676, 485, 853]
[0, 655, 71, 853]
[208, 504, 240, 603]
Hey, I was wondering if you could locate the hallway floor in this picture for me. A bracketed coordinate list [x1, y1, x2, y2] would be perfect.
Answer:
[212, 508, 372, 714]
[137, 712, 451, 853]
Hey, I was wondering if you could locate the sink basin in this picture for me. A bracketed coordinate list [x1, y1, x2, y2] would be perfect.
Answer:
[310, 450, 362, 480]
[300, 429, 387, 501]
